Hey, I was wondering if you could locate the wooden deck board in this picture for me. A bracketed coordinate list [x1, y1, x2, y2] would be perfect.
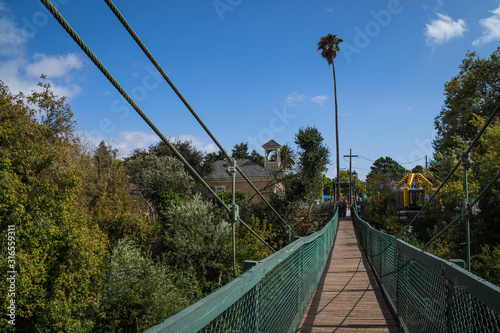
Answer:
[298, 215, 400, 333]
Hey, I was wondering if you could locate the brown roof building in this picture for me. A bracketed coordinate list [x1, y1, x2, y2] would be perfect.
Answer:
[203, 140, 283, 202]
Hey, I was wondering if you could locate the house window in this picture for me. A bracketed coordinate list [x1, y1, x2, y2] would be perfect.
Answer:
[213, 186, 226, 194]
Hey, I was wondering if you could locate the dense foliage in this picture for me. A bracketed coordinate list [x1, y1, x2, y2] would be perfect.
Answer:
[362, 48, 500, 286]
[366, 156, 408, 181]
[425, 48, 500, 284]
[0, 79, 286, 331]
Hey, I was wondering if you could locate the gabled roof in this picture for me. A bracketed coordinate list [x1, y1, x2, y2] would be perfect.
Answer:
[204, 159, 275, 179]
[262, 139, 281, 148]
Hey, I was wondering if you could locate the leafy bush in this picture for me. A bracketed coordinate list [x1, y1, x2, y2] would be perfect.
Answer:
[95, 240, 189, 332]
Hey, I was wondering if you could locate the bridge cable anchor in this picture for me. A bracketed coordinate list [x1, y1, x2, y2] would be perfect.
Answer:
[461, 152, 473, 170]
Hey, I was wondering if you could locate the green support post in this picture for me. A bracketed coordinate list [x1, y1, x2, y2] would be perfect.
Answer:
[228, 158, 238, 278]
[461, 152, 473, 271]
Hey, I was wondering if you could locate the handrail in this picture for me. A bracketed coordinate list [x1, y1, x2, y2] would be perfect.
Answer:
[398, 102, 500, 239]
[146, 210, 338, 332]
[352, 206, 500, 332]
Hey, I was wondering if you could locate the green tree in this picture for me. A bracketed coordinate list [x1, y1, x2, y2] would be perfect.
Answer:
[126, 153, 195, 213]
[363, 173, 399, 233]
[367, 156, 407, 181]
[162, 195, 231, 292]
[0, 79, 107, 331]
[472, 245, 500, 286]
[95, 239, 192, 332]
[27, 74, 75, 138]
[232, 142, 249, 159]
[433, 47, 500, 154]
[412, 164, 425, 174]
[87, 141, 153, 247]
[318, 33, 343, 201]
[334, 170, 365, 200]
[249, 149, 265, 166]
[294, 126, 331, 197]
[427, 116, 500, 279]
[280, 144, 296, 172]
[148, 138, 214, 177]
[323, 177, 333, 197]
[231, 142, 265, 166]
[205, 150, 226, 164]
[417, 48, 500, 284]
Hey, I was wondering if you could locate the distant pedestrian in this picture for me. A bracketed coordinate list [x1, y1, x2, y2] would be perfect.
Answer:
[340, 199, 347, 217]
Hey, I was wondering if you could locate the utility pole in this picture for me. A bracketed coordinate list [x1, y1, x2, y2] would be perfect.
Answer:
[425, 155, 428, 171]
[343, 148, 358, 206]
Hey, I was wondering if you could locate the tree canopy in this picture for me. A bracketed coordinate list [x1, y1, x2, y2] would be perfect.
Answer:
[231, 142, 264, 166]
[294, 126, 330, 197]
[366, 156, 407, 181]
[0, 79, 283, 331]
[433, 47, 500, 154]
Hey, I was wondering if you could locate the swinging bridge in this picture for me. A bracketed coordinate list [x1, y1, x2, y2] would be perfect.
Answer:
[40, 1, 500, 331]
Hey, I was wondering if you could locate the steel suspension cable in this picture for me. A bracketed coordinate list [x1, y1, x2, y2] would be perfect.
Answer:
[421, 171, 500, 250]
[103, 0, 297, 237]
[40, 0, 275, 253]
[398, 101, 500, 238]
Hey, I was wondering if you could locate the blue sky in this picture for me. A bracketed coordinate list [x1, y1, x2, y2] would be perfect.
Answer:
[1, 0, 500, 180]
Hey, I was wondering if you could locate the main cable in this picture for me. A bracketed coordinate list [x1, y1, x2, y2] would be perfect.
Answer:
[40, 0, 275, 253]
[103, 0, 297, 237]
[398, 102, 500, 238]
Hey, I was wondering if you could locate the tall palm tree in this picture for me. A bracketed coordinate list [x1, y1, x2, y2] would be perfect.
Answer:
[317, 34, 343, 202]
[280, 144, 296, 172]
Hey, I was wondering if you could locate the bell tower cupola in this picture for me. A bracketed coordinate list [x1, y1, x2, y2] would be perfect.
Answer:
[262, 140, 282, 170]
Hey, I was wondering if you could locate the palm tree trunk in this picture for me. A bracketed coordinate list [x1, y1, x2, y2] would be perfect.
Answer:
[332, 59, 340, 203]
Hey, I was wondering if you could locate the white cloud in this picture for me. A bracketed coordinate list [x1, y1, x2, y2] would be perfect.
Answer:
[473, 6, 500, 46]
[311, 95, 329, 107]
[91, 131, 219, 158]
[0, 16, 28, 56]
[324, 7, 335, 13]
[284, 92, 306, 107]
[0, 57, 82, 98]
[115, 131, 159, 156]
[0, 5, 84, 99]
[26, 53, 83, 78]
[425, 13, 467, 46]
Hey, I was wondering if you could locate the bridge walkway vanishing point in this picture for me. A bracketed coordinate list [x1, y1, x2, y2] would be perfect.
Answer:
[298, 213, 400, 332]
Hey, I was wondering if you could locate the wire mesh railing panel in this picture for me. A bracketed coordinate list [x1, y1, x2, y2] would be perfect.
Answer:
[201, 289, 257, 333]
[147, 211, 338, 332]
[257, 251, 303, 332]
[448, 286, 500, 333]
[378, 241, 399, 310]
[352, 207, 500, 333]
[301, 239, 321, 313]
[396, 256, 448, 332]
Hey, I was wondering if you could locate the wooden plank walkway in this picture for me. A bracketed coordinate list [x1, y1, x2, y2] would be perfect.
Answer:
[298, 214, 400, 332]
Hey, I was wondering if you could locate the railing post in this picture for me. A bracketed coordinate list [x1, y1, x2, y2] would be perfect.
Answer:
[461, 152, 473, 271]
[395, 246, 400, 320]
[255, 284, 261, 332]
[300, 241, 304, 312]
[228, 158, 238, 278]
[446, 278, 454, 333]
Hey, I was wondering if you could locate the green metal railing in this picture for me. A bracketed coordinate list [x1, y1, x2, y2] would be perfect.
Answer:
[146, 211, 338, 332]
[352, 207, 500, 332]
